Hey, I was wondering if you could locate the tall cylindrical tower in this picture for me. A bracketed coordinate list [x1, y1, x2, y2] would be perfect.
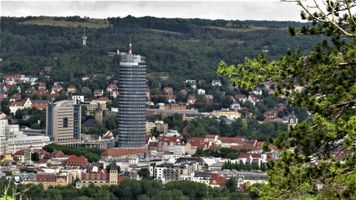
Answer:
[117, 44, 146, 148]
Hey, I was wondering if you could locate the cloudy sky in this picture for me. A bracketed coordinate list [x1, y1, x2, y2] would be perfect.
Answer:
[1, 1, 303, 21]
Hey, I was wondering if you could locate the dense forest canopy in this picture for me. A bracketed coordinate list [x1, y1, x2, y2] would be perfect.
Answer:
[0, 16, 321, 83]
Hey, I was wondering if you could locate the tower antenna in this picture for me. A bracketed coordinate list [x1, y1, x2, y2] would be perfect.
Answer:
[82, 29, 87, 47]
[128, 37, 132, 54]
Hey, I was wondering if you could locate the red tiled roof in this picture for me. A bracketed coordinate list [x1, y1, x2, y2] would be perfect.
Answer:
[98, 96, 109, 101]
[218, 137, 244, 144]
[163, 87, 174, 94]
[4, 75, 14, 80]
[253, 141, 279, 152]
[63, 155, 89, 166]
[4, 83, 15, 89]
[101, 148, 148, 157]
[9, 101, 24, 107]
[230, 145, 256, 151]
[32, 103, 48, 109]
[264, 110, 278, 118]
[13, 150, 25, 156]
[268, 144, 279, 151]
[209, 173, 226, 187]
[81, 172, 108, 181]
[188, 137, 208, 149]
[148, 141, 158, 148]
[238, 153, 251, 159]
[238, 153, 261, 159]
[49, 150, 65, 158]
[332, 150, 352, 161]
[189, 137, 205, 145]
[251, 153, 261, 158]
[158, 136, 183, 145]
[36, 173, 56, 182]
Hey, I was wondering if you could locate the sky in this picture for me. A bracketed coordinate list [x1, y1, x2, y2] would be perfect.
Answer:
[0, 1, 303, 21]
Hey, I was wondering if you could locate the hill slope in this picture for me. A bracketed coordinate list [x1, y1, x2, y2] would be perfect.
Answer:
[0, 16, 321, 84]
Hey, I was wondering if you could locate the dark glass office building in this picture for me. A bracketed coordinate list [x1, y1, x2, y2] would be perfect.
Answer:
[117, 47, 146, 147]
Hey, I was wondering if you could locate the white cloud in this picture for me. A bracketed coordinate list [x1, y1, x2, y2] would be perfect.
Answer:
[1, 1, 303, 21]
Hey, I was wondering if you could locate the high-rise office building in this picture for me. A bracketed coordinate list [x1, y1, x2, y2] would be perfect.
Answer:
[117, 43, 146, 147]
[46, 100, 81, 144]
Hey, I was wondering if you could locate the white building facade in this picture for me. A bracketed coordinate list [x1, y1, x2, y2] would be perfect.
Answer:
[0, 116, 50, 155]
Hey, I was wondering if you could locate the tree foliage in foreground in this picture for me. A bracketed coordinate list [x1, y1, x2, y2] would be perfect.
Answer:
[218, 0, 356, 199]
[0, 178, 257, 200]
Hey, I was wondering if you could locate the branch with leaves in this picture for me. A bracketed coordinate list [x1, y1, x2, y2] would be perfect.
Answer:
[218, 0, 356, 199]
[283, 0, 356, 37]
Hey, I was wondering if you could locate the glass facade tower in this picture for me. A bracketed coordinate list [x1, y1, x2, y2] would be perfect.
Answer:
[117, 45, 146, 148]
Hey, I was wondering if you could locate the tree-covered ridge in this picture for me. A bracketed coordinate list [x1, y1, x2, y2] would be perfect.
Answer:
[0, 16, 321, 83]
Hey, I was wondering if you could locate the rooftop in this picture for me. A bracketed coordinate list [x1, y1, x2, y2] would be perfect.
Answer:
[53, 100, 77, 107]
[102, 148, 148, 157]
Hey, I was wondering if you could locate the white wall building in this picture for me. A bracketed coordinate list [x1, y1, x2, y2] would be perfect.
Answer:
[72, 95, 85, 103]
[6, 135, 50, 154]
[211, 80, 222, 87]
[197, 89, 206, 95]
[0, 116, 50, 155]
[161, 143, 186, 155]
[0, 117, 23, 139]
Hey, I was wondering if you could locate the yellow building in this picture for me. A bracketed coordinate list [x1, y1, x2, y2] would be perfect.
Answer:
[211, 110, 241, 120]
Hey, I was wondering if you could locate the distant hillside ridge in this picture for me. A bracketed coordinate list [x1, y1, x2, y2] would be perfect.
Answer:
[0, 16, 321, 85]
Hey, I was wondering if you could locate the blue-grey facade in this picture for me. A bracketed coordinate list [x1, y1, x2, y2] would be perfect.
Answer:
[117, 51, 146, 148]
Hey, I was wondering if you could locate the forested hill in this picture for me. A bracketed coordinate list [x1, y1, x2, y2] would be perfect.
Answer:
[0, 16, 321, 84]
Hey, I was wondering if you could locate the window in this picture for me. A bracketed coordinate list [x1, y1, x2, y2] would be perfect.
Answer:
[63, 118, 68, 128]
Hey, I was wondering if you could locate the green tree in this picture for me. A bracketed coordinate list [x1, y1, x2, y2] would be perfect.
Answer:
[165, 181, 208, 200]
[150, 189, 189, 200]
[31, 152, 40, 162]
[226, 178, 237, 193]
[218, 0, 356, 199]
[43, 143, 100, 163]
[1, 99, 10, 115]
[138, 168, 151, 180]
